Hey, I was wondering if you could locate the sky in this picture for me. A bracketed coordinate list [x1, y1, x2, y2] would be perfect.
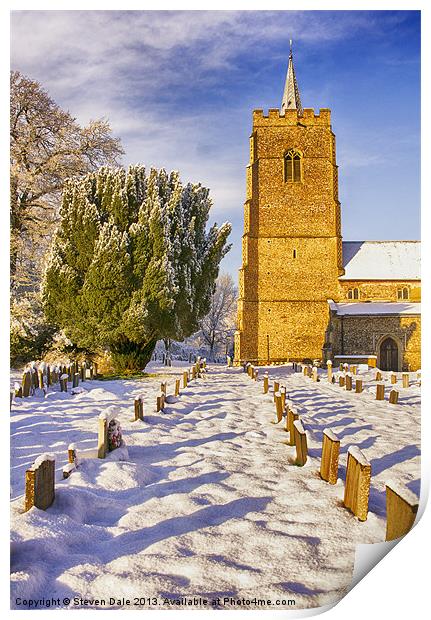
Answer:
[10, 10, 421, 277]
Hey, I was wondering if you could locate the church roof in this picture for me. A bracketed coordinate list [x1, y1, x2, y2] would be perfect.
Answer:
[341, 241, 420, 281]
[328, 301, 421, 316]
[281, 42, 303, 116]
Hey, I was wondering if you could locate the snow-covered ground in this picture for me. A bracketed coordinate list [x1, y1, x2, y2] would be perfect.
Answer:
[10, 363, 420, 610]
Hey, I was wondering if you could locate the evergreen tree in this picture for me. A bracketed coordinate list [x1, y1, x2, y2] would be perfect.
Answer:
[42, 165, 231, 371]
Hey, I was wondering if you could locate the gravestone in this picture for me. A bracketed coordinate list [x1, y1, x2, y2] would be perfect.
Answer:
[389, 389, 399, 405]
[22, 370, 32, 397]
[343, 446, 371, 521]
[60, 374, 68, 392]
[274, 392, 283, 423]
[385, 482, 419, 541]
[156, 393, 165, 412]
[287, 408, 299, 446]
[376, 383, 385, 400]
[98, 408, 122, 459]
[327, 360, 333, 383]
[280, 386, 286, 411]
[273, 381, 279, 401]
[293, 420, 308, 466]
[134, 397, 144, 421]
[320, 429, 340, 484]
[24, 454, 55, 512]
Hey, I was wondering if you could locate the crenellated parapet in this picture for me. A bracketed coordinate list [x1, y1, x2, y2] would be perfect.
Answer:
[253, 108, 331, 126]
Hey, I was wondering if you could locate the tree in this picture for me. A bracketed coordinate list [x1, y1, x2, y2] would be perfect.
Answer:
[10, 71, 123, 365]
[10, 70, 124, 293]
[42, 166, 231, 371]
[199, 273, 237, 360]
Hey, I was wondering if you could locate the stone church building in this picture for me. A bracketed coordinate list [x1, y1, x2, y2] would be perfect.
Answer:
[234, 47, 421, 371]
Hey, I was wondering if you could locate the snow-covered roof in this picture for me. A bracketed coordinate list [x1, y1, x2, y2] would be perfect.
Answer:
[341, 241, 420, 280]
[328, 300, 421, 316]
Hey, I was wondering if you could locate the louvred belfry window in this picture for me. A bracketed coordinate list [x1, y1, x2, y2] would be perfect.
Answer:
[285, 149, 302, 183]
[397, 287, 409, 300]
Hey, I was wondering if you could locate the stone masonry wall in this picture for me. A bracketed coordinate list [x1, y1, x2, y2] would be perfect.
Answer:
[338, 280, 421, 302]
[328, 314, 421, 371]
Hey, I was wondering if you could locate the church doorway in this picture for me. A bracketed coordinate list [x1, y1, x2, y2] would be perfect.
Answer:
[379, 337, 399, 371]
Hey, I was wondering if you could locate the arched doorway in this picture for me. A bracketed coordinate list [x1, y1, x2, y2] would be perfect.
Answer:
[379, 337, 399, 371]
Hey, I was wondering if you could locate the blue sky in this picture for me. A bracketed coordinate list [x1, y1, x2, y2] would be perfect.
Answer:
[10, 10, 420, 277]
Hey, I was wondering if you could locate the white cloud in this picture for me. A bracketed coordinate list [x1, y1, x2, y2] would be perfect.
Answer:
[10, 10, 414, 276]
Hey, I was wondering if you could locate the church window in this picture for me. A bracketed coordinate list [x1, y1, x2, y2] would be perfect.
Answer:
[293, 249, 297, 258]
[397, 287, 409, 300]
[347, 287, 359, 300]
[284, 149, 302, 183]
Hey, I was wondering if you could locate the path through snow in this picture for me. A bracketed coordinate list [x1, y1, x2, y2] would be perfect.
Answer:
[10, 364, 420, 610]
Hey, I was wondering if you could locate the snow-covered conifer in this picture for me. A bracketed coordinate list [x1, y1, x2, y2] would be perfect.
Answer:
[42, 165, 231, 371]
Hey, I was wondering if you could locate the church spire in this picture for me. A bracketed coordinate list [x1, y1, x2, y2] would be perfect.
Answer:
[281, 40, 303, 116]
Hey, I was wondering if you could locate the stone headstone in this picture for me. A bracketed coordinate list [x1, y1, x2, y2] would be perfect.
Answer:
[320, 428, 340, 484]
[24, 454, 55, 512]
[134, 397, 144, 421]
[22, 370, 32, 397]
[376, 383, 385, 400]
[293, 420, 308, 466]
[389, 389, 399, 405]
[274, 392, 283, 423]
[273, 381, 279, 401]
[343, 446, 371, 521]
[385, 482, 419, 541]
[327, 360, 333, 383]
[287, 408, 299, 446]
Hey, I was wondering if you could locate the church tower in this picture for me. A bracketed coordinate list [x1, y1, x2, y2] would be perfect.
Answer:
[234, 45, 344, 365]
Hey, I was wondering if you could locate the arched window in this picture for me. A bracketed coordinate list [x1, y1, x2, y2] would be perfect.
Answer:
[397, 287, 409, 300]
[284, 149, 302, 183]
[347, 287, 359, 300]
